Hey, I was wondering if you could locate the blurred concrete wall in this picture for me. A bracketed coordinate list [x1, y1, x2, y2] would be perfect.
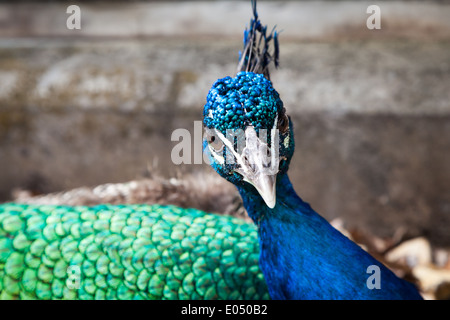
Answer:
[0, 1, 449, 245]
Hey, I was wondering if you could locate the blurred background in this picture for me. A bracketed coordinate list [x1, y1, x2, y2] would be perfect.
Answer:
[0, 0, 449, 297]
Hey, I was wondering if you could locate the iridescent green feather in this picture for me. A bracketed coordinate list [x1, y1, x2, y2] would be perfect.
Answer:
[0, 203, 269, 300]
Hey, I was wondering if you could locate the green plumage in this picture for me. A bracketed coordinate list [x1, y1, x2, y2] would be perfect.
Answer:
[0, 203, 269, 300]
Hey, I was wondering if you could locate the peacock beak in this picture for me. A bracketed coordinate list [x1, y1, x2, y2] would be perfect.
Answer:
[235, 126, 279, 209]
[207, 123, 280, 209]
[244, 172, 277, 209]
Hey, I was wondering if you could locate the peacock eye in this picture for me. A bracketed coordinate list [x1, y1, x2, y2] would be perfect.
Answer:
[278, 113, 289, 133]
[206, 131, 224, 152]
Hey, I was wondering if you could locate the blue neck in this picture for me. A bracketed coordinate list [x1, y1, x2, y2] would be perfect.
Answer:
[237, 174, 422, 300]
[237, 174, 314, 224]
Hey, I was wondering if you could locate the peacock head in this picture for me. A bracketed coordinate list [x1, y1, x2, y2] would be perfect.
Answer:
[203, 71, 294, 208]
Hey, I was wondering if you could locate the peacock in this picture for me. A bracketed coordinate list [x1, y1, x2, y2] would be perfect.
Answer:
[0, 0, 422, 300]
[201, 1, 422, 300]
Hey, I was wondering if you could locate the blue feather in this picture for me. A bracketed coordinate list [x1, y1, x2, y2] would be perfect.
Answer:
[238, 175, 423, 300]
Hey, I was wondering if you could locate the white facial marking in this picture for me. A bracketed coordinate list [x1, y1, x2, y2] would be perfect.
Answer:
[283, 136, 289, 148]
[208, 145, 225, 164]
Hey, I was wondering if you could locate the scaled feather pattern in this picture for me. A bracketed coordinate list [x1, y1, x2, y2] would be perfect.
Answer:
[0, 204, 269, 300]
